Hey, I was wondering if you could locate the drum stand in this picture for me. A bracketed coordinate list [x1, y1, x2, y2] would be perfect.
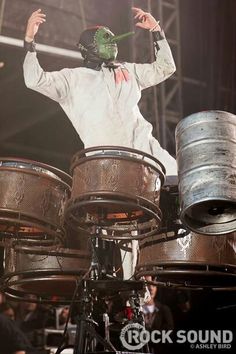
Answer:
[56, 232, 150, 353]
[73, 232, 118, 353]
[129, 290, 146, 326]
[127, 290, 150, 353]
[73, 279, 116, 354]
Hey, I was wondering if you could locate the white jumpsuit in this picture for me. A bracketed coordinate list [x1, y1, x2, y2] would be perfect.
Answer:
[23, 34, 177, 279]
[23, 35, 177, 176]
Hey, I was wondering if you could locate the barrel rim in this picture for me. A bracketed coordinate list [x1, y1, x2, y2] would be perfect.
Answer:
[70, 146, 166, 184]
[0, 157, 72, 186]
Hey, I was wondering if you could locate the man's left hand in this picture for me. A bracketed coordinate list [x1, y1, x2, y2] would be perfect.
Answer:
[132, 7, 161, 31]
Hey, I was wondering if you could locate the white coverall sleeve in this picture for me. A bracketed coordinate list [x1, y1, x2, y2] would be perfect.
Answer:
[130, 34, 176, 90]
[149, 135, 178, 178]
[23, 52, 70, 102]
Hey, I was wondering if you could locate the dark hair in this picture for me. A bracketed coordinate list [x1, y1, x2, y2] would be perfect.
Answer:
[77, 27, 102, 58]
[0, 302, 14, 313]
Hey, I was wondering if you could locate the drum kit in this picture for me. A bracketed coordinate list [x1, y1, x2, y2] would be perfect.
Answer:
[0, 110, 235, 353]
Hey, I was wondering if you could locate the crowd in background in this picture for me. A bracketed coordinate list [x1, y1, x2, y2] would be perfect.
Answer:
[0, 285, 195, 354]
[0, 282, 235, 354]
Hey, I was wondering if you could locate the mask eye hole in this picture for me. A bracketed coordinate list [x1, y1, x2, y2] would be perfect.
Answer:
[104, 33, 110, 40]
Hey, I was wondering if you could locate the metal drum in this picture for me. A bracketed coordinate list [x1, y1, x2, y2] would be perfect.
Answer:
[65, 146, 165, 240]
[0, 158, 72, 244]
[176, 110, 236, 235]
[2, 244, 91, 303]
[136, 232, 236, 289]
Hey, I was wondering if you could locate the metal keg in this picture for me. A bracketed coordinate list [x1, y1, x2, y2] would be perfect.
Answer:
[176, 110, 236, 235]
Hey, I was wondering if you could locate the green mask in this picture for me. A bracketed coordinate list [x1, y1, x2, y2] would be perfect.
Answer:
[78, 26, 134, 66]
[94, 27, 118, 61]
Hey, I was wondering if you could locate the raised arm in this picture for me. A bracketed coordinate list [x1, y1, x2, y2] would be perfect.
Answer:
[127, 7, 176, 90]
[23, 9, 70, 102]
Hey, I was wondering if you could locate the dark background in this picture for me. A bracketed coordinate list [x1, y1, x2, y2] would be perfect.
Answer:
[1, 0, 236, 172]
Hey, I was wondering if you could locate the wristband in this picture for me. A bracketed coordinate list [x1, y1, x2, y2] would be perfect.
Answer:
[152, 30, 165, 42]
[24, 39, 36, 52]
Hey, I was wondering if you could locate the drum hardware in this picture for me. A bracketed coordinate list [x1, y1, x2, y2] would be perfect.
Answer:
[136, 267, 236, 290]
[58, 281, 148, 354]
[89, 230, 121, 280]
[176, 110, 236, 235]
[135, 232, 236, 289]
[86, 232, 144, 295]
[0, 228, 63, 248]
[66, 194, 162, 240]
[53, 234, 146, 354]
[65, 146, 165, 240]
[128, 290, 146, 325]
[68, 284, 146, 352]
[0, 216, 65, 246]
[119, 230, 190, 255]
[116, 183, 189, 250]
[1, 227, 149, 353]
[116, 290, 150, 353]
[85, 279, 144, 298]
[70, 279, 117, 354]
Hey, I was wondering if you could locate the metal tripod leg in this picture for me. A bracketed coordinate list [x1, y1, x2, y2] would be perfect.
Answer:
[74, 315, 116, 354]
[73, 279, 117, 354]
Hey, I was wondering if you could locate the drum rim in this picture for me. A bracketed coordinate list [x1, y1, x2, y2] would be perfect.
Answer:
[135, 263, 236, 289]
[2, 274, 84, 304]
[0, 211, 65, 241]
[2, 289, 80, 304]
[0, 157, 72, 186]
[65, 192, 162, 240]
[70, 146, 166, 183]
[12, 245, 91, 258]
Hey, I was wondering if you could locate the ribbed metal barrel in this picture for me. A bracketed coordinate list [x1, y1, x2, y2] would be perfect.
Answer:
[0, 157, 72, 244]
[135, 232, 236, 289]
[65, 146, 165, 240]
[176, 110, 236, 235]
[2, 244, 91, 304]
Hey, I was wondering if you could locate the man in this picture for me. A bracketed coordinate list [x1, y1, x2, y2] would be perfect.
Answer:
[0, 313, 31, 354]
[142, 276, 174, 353]
[23, 7, 177, 177]
[0, 302, 16, 320]
[142, 277, 174, 331]
[16, 297, 53, 348]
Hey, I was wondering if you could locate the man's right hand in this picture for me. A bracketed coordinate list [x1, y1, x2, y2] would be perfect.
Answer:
[25, 9, 46, 42]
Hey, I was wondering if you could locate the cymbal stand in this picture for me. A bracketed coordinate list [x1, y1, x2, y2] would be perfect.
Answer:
[128, 290, 150, 353]
[128, 290, 145, 325]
